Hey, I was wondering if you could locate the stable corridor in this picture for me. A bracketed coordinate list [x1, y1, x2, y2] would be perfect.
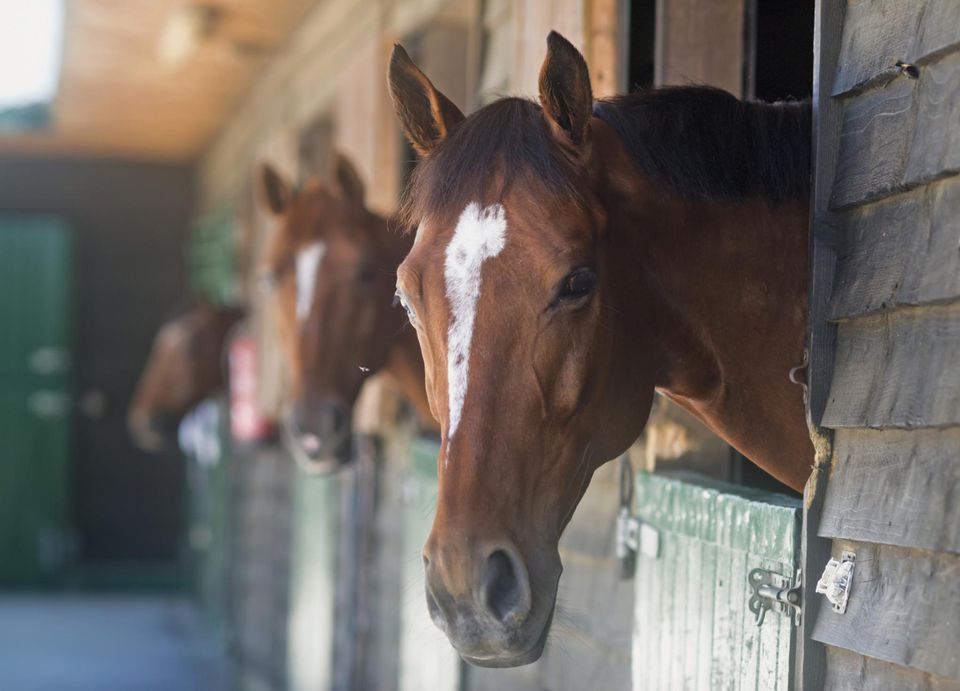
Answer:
[0, 595, 226, 691]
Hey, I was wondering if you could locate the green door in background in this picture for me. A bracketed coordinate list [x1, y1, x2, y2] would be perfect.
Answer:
[0, 217, 73, 585]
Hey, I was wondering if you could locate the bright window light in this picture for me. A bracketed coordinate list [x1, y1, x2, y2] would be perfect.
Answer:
[0, 0, 64, 109]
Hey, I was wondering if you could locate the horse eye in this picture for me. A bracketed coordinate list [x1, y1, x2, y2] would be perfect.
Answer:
[556, 268, 596, 304]
[395, 290, 417, 325]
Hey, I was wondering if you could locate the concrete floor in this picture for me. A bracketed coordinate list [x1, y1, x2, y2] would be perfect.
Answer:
[0, 594, 227, 691]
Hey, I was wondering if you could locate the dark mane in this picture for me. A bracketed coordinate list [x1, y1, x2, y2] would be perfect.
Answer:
[594, 87, 811, 202]
[401, 87, 811, 226]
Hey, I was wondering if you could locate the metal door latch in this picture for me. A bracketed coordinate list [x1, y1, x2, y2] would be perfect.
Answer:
[749, 567, 802, 627]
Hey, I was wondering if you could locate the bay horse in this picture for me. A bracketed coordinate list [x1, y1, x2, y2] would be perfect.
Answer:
[387, 32, 813, 666]
[128, 299, 244, 451]
[258, 153, 435, 469]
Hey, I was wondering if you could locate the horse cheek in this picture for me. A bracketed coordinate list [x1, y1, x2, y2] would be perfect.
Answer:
[415, 327, 442, 423]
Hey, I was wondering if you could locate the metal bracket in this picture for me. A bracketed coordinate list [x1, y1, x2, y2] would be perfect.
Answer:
[616, 509, 660, 577]
[615, 453, 660, 579]
[816, 550, 856, 614]
[616, 508, 639, 578]
[749, 567, 802, 627]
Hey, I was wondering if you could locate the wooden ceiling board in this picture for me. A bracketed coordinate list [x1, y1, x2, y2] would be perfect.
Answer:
[0, 0, 316, 161]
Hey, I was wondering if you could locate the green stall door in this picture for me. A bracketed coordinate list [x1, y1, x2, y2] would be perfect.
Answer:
[400, 437, 462, 691]
[0, 217, 73, 585]
[632, 472, 801, 690]
[287, 467, 340, 691]
[179, 399, 232, 637]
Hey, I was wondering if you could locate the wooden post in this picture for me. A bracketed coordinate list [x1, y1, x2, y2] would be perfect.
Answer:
[654, 0, 746, 96]
[588, 0, 627, 97]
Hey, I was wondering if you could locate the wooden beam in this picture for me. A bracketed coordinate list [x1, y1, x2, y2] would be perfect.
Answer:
[588, 0, 626, 98]
[654, 0, 746, 95]
[799, 0, 846, 686]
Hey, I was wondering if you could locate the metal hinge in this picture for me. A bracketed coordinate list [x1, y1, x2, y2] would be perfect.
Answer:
[616, 453, 660, 579]
[616, 508, 660, 578]
[748, 567, 802, 627]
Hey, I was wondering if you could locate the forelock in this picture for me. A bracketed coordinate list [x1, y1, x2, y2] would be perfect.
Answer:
[400, 97, 585, 228]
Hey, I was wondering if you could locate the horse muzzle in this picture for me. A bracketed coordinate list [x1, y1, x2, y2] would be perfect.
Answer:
[283, 395, 352, 471]
[422, 537, 559, 667]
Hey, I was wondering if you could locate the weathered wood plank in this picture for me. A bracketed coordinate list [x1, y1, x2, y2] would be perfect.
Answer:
[904, 53, 960, 184]
[830, 77, 917, 208]
[812, 540, 960, 681]
[819, 428, 960, 553]
[696, 538, 716, 691]
[822, 304, 960, 428]
[830, 51, 960, 209]
[825, 646, 960, 691]
[833, 0, 960, 97]
[710, 538, 737, 690]
[828, 177, 960, 320]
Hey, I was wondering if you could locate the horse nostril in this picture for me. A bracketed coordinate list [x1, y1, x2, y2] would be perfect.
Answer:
[481, 549, 531, 627]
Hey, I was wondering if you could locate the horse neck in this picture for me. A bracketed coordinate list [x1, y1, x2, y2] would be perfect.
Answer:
[615, 187, 813, 489]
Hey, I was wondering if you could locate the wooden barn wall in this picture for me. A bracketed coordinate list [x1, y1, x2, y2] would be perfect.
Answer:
[807, 1, 960, 688]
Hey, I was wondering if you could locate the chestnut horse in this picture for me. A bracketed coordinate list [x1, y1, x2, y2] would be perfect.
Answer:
[128, 300, 244, 451]
[258, 153, 435, 468]
[387, 32, 813, 666]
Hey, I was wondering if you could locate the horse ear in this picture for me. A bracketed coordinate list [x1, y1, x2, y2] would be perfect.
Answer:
[538, 31, 593, 147]
[387, 44, 465, 155]
[257, 163, 293, 215]
[329, 151, 366, 210]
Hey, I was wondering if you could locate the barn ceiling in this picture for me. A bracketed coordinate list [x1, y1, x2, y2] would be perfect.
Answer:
[0, 0, 316, 162]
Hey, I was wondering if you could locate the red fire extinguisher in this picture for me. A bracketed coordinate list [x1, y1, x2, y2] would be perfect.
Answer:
[228, 327, 277, 443]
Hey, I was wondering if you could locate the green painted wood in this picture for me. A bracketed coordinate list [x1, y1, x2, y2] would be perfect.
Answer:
[189, 208, 235, 304]
[399, 437, 462, 691]
[181, 399, 232, 639]
[0, 217, 73, 586]
[632, 472, 801, 690]
[287, 465, 340, 691]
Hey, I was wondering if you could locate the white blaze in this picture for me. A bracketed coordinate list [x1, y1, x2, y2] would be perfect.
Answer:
[295, 241, 326, 321]
[443, 202, 508, 449]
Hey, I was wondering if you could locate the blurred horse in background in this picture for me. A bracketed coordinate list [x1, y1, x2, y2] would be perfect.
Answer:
[258, 153, 435, 470]
[128, 299, 245, 451]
